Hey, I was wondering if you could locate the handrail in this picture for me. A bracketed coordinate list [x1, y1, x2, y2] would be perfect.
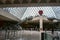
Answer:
[44, 32, 60, 40]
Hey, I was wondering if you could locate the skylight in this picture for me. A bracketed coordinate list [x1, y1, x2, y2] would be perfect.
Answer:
[2, 7, 60, 21]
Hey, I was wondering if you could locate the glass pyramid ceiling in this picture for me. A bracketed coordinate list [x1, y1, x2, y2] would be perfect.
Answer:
[52, 7, 60, 19]
[21, 7, 56, 20]
[2, 7, 60, 21]
[3, 7, 27, 20]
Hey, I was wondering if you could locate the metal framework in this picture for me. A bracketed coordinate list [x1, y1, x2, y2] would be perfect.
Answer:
[0, 0, 60, 7]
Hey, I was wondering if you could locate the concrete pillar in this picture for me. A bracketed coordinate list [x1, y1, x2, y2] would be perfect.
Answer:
[40, 16, 43, 40]
[40, 16, 43, 31]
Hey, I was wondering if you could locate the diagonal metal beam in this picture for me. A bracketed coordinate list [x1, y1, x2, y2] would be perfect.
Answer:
[0, 8, 20, 21]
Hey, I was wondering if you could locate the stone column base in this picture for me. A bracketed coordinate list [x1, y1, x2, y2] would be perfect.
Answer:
[40, 28, 43, 31]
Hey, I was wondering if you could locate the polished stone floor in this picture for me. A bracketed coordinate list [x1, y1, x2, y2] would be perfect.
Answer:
[0, 30, 40, 40]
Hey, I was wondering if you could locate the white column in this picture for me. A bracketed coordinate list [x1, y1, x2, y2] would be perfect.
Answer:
[40, 16, 43, 40]
[40, 16, 43, 30]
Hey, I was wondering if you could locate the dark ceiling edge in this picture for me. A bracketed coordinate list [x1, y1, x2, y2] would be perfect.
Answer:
[0, 3, 60, 7]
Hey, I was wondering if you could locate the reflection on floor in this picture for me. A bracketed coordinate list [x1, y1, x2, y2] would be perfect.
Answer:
[0, 30, 40, 40]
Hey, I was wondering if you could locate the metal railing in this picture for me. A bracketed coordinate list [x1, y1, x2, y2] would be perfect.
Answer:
[43, 32, 60, 40]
